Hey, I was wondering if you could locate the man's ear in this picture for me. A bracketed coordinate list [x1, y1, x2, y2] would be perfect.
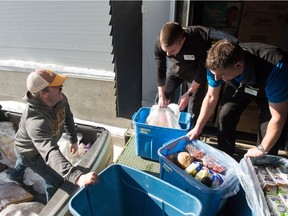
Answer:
[235, 61, 244, 71]
[39, 90, 48, 98]
[181, 36, 186, 45]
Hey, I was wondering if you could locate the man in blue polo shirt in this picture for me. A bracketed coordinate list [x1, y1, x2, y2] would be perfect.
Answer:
[188, 39, 288, 158]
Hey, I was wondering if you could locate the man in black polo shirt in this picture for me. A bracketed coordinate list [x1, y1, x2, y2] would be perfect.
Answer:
[154, 22, 237, 122]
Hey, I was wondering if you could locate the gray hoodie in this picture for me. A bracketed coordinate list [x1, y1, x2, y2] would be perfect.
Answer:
[14, 91, 82, 184]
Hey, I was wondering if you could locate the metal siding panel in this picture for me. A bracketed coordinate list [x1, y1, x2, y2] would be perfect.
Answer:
[0, 48, 113, 70]
[0, 1, 113, 72]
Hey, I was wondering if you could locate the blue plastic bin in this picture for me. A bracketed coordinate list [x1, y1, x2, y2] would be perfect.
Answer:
[69, 164, 202, 216]
[158, 136, 240, 216]
[132, 107, 192, 161]
[223, 185, 253, 216]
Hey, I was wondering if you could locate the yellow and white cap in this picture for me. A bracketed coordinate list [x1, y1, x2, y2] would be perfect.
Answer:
[27, 69, 67, 93]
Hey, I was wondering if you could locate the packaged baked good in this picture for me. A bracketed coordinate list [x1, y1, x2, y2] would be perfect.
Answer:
[279, 193, 288, 209]
[185, 144, 205, 160]
[266, 195, 288, 216]
[266, 166, 288, 194]
[257, 166, 278, 195]
[201, 155, 226, 174]
[176, 152, 193, 169]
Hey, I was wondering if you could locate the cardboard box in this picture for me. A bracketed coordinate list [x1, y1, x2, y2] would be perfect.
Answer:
[216, 101, 259, 134]
[202, 1, 243, 36]
[236, 102, 259, 134]
[0, 182, 33, 211]
[243, 1, 288, 13]
[238, 11, 287, 46]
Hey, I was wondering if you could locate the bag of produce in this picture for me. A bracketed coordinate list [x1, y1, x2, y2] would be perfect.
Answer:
[146, 104, 181, 129]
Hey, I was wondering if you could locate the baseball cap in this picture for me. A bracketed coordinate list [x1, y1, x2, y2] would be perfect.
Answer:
[27, 69, 67, 93]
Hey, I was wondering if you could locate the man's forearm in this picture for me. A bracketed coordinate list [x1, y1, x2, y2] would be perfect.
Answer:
[195, 95, 217, 130]
[186, 81, 200, 95]
[194, 86, 221, 130]
[261, 102, 288, 152]
[260, 118, 285, 152]
[158, 86, 165, 96]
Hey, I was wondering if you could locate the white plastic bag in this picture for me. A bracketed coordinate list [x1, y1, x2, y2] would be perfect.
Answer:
[146, 104, 181, 129]
[23, 168, 45, 195]
[58, 133, 86, 165]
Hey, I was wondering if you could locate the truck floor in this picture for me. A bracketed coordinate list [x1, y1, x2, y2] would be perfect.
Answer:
[116, 136, 160, 177]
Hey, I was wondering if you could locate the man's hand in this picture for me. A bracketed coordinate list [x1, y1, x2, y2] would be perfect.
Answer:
[244, 147, 266, 158]
[187, 127, 202, 140]
[69, 143, 78, 154]
[76, 172, 99, 187]
[158, 95, 169, 108]
[178, 94, 189, 111]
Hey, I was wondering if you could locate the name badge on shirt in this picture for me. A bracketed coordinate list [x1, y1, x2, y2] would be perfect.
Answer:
[244, 87, 258, 96]
[184, 55, 195, 60]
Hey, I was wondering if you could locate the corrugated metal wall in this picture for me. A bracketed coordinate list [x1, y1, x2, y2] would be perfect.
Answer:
[0, 1, 113, 72]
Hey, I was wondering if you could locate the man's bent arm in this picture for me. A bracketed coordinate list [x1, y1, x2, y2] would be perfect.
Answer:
[245, 100, 288, 157]
[188, 85, 222, 139]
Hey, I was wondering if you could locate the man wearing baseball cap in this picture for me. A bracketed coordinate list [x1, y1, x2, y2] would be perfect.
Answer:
[9, 69, 99, 202]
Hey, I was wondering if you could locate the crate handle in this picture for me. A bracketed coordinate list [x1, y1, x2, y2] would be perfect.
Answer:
[131, 112, 137, 120]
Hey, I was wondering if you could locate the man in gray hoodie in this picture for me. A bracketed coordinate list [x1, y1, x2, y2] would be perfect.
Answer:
[10, 69, 98, 202]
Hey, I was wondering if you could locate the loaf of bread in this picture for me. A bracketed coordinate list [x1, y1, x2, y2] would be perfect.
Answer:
[176, 152, 193, 169]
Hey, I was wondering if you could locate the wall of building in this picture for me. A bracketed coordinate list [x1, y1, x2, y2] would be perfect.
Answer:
[0, 70, 131, 129]
[0, 1, 113, 71]
[0, 1, 178, 129]
[0, 1, 133, 131]
[141, 1, 176, 107]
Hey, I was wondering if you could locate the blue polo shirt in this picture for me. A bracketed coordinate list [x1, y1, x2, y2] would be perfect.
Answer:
[207, 59, 288, 103]
[266, 60, 288, 103]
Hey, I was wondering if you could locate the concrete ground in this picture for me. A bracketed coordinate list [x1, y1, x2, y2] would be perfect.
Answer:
[113, 145, 124, 162]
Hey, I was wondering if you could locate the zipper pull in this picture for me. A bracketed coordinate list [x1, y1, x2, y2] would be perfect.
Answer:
[233, 89, 238, 97]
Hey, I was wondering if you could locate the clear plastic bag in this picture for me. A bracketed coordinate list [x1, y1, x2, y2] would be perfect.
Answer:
[146, 104, 181, 129]
[0, 201, 44, 216]
[58, 133, 86, 165]
[0, 122, 17, 168]
[160, 136, 240, 198]
[23, 168, 45, 195]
